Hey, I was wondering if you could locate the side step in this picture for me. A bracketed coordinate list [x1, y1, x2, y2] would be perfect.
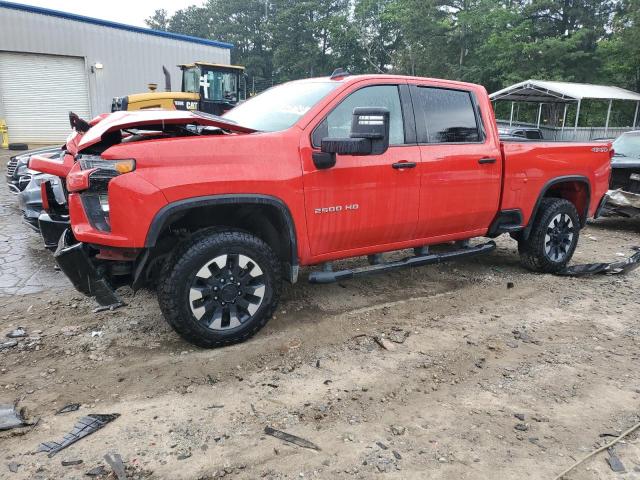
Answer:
[308, 241, 496, 284]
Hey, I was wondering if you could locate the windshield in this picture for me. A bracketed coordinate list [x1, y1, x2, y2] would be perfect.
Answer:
[223, 81, 338, 132]
[612, 132, 640, 159]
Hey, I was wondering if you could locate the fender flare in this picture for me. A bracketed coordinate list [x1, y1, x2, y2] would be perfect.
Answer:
[145, 193, 299, 271]
[523, 175, 591, 239]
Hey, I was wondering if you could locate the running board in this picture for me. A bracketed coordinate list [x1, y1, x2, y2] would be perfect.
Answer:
[308, 241, 496, 284]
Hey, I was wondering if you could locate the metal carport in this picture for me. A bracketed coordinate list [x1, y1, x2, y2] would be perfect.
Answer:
[490, 79, 640, 138]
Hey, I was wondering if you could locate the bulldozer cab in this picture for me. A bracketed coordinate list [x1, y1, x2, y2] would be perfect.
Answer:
[179, 62, 245, 115]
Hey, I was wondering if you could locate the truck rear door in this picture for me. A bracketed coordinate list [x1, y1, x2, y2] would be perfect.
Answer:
[410, 83, 502, 239]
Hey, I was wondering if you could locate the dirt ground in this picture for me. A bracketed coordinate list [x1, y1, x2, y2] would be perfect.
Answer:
[1, 152, 640, 479]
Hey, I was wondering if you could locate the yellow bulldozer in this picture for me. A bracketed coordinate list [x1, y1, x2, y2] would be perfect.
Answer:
[111, 62, 246, 116]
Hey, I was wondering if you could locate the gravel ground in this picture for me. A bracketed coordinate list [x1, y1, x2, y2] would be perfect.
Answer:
[1, 149, 640, 479]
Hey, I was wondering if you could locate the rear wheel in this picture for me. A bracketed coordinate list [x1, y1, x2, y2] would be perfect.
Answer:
[518, 198, 580, 273]
[158, 230, 281, 348]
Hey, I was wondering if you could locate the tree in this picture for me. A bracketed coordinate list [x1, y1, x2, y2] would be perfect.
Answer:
[143, 0, 638, 98]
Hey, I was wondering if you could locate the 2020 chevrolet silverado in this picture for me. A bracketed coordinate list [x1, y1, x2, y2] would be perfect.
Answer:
[31, 73, 612, 347]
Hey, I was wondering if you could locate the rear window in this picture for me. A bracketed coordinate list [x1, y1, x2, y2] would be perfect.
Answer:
[414, 87, 481, 143]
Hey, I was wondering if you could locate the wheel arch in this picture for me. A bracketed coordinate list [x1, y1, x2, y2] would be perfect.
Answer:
[523, 176, 591, 240]
[145, 194, 299, 283]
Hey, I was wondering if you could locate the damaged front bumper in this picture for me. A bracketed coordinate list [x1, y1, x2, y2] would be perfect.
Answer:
[54, 230, 123, 308]
[601, 189, 640, 218]
[38, 213, 69, 250]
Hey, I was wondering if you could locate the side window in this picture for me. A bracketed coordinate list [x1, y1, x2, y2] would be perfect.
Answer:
[526, 130, 543, 140]
[414, 87, 480, 143]
[312, 85, 405, 147]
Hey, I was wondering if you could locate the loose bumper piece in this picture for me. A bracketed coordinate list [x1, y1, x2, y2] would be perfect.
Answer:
[557, 247, 640, 276]
[38, 213, 70, 250]
[54, 229, 122, 307]
[38, 413, 120, 457]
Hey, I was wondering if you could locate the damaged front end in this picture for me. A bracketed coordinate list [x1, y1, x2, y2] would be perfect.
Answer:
[54, 230, 128, 309]
[601, 188, 640, 218]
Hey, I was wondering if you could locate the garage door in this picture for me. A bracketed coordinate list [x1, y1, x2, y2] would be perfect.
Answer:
[0, 52, 91, 143]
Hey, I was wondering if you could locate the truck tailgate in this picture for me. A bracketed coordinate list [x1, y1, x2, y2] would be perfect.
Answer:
[500, 141, 611, 225]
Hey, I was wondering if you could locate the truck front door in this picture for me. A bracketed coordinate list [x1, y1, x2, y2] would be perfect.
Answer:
[301, 83, 421, 257]
[410, 84, 502, 239]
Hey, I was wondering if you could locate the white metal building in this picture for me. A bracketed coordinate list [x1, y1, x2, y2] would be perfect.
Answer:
[0, 1, 232, 143]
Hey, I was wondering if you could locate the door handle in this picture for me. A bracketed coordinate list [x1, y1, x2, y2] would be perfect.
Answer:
[392, 161, 417, 169]
[478, 157, 497, 165]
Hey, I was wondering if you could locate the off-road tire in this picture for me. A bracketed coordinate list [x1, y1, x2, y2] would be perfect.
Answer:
[158, 230, 282, 348]
[518, 198, 580, 273]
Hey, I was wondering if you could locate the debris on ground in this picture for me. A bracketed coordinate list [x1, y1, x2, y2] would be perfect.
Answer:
[374, 336, 396, 351]
[61, 459, 83, 466]
[7, 461, 20, 473]
[104, 453, 126, 480]
[93, 302, 125, 314]
[264, 426, 321, 451]
[387, 328, 410, 344]
[38, 414, 120, 457]
[557, 247, 640, 276]
[55, 403, 81, 415]
[85, 465, 109, 477]
[0, 340, 18, 350]
[606, 448, 626, 473]
[0, 403, 32, 431]
[6, 327, 26, 338]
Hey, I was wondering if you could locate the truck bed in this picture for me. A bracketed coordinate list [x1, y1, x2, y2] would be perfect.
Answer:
[500, 141, 611, 225]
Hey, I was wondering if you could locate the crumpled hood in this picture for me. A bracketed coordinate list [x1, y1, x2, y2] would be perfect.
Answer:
[78, 110, 256, 150]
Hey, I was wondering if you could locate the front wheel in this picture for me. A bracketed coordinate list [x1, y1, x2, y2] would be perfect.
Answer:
[158, 230, 282, 348]
[518, 198, 580, 273]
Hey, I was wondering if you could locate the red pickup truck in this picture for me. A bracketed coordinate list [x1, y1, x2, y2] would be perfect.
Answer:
[33, 73, 612, 347]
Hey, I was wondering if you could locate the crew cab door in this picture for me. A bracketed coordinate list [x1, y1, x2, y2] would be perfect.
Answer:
[300, 83, 421, 257]
[410, 83, 502, 239]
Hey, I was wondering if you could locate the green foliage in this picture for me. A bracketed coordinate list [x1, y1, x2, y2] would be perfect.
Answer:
[145, 0, 640, 99]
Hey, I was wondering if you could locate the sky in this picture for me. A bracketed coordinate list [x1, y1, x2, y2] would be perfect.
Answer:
[16, 0, 201, 28]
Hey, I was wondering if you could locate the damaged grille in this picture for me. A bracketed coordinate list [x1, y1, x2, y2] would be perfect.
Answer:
[611, 168, 640, 194]
[6, 157, 19, 177]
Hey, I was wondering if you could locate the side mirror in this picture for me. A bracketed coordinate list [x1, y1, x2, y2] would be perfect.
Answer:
[313, 107, 390, 170]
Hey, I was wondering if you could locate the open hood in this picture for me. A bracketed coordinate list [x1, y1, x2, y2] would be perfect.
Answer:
[78, 110, 256, 150]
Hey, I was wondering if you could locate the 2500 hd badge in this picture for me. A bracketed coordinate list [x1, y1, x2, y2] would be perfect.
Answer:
[314, 204, 359, 214]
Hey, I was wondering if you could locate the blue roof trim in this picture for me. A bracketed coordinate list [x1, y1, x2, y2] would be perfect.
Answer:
[0, 1, 233, 49]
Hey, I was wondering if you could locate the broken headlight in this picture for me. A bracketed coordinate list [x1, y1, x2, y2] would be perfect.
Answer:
[77, 155, 135, 232]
